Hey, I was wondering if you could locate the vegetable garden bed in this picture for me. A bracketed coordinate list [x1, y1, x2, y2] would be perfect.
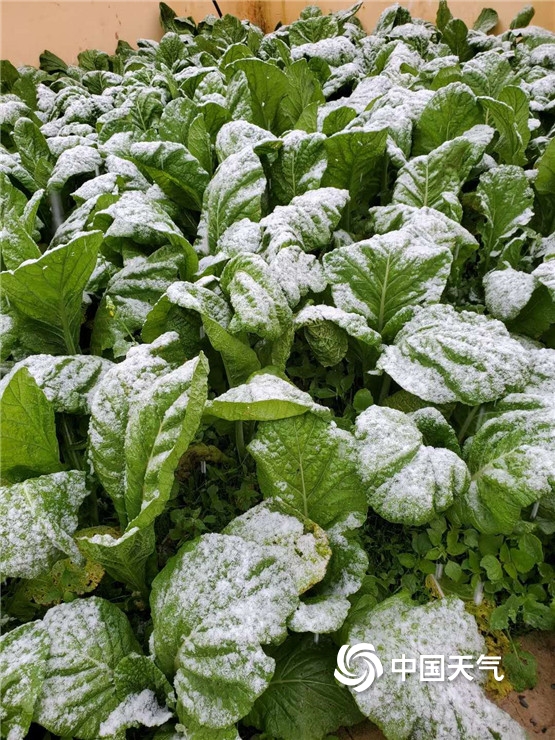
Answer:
[1, 2, 554, 739]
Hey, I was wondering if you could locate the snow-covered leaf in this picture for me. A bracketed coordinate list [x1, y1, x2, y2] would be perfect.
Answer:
[345, 594, 527, 739]
[0, 470, 88, 579]
[0, 622, 49, 740]
[378, 305, 531, 404]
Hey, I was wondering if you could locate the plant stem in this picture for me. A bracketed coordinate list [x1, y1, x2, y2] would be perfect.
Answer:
[235, 421, 246, 460]
[378, 373, 391, 404]
[457, 405, 480, 444]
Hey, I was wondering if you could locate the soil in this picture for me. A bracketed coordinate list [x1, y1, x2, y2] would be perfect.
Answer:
[337, 631, 555, 740]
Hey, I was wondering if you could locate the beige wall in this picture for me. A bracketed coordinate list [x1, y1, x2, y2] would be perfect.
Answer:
[1, 0, 555, 67]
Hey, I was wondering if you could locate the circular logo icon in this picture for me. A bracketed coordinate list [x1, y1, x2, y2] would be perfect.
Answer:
[334, 643, 384, 692]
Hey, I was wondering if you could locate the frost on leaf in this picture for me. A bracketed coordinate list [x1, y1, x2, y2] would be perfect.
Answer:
[324, 228, 452, 333]
[455, 404, 555, 533]
[0, 622, 49, 740]
[16, 354, 112, 413]
[378, 304, 531, 404]
[150, 533, 299, 730]
[34, 597, 142, 740]
[355, 406, 468, 525]
[0, 471, 88, 579]
[484, 268, 537, 321]
[207, 372, 330, 421]
[259, 187, 349, 260]
[346, 595, 527, 739]
[224, 498, 331, 594]
[220, 253, 293, 340]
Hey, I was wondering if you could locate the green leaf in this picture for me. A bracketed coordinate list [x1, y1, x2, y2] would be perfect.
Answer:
[126, 141, 209, 210]
[0, 621, 49, 740]
[159, 280, 261, 387]
[510, 5, 535, 28]
[124, 353, 208, 528]
[94, 192, 196, 257]
[480, 554, 503, 580]
[377, 305, 531, 404]
[13, 117, 53, 188]
[535, 137, 555, 195]
[260, 187, 348, 260]
[220, 253, 293, 340]
[294, 305, 382, 366]
[392, 126, 492, 220]
[16, 354, 112, 414]
[479, 86, 530, 165]
[473, 7, 498, 32]
[150, 533, 300, 729]
[246, 634, 362, 740]
[476, 165, 534, 270]
[457, 405, 555, 533]
[461, 51, 515, 98]
[92, 243, 196, 358]
[226, 58, 295, 134]
[322, 129, 387, 217]
[503, 649, 537, 692]
[442, 18, 472, 62]
[77, 525, 155, 596]
[223, 498, 331, 594]
[34, 597, 143, 740]
[355, 406, 469, 525]
[1, 230, 102, 354]
[197, 147, 266, 254]
[368, 204, 479, 283]
[346, 595, 527, 739]
[324, 228, 452, 333]
[0, 366, 62, 483]
[249, 413, 365, 528]
[207, 372, 331, 421]
[413, 82, 482, 155]
[268, 130, 327, 205]
[88, 333, 184, 525]
[0, 220, 42, 270]
[0, 471, 88, 579]
[47, 145, 103, 193]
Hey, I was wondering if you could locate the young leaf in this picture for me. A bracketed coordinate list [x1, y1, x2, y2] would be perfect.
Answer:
[378, 305, 531, 404]
[476, 165, 534, 271]
[88, 333, 183, 525]
[413, 82, 482, 155]
[124, 353, 209, 529]
[77, 525, 155, 596]
[392, 126, 493, 221]
[260, 187, 349, 260]
[197, 147, 266, 254]
[221, 253, 293, 340]
[126, 141, 209, 210]
[1, 230, 102, 354]
[456, 405, 555, 534]
[0, 622, 49, 740]
[268, 130, 327, 205]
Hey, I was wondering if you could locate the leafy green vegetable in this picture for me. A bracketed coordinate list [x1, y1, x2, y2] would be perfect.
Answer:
[2, 2, 554, 737]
